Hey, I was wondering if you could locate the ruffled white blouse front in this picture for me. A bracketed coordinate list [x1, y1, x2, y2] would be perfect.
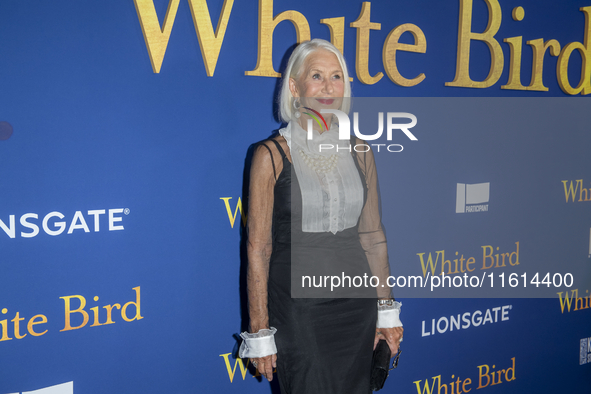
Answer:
[280, 120, 364, 234]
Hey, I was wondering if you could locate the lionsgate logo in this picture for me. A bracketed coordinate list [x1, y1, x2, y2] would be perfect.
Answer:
[0, 208, 129, 239]
[456, 182, 490, 213]
[303, 108, 417, 153]
[581, 336, 591, 365]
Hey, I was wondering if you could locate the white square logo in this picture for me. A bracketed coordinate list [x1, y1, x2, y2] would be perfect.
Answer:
[456, 183, 490, 213]
[580, 337, 591, 365]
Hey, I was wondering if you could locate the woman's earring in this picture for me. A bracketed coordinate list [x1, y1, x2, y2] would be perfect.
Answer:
[293, 98, 301, 119]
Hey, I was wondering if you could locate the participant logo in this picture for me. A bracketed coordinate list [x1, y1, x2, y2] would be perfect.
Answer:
[456, 182, 490, 213]
[581, 337, 591, 365]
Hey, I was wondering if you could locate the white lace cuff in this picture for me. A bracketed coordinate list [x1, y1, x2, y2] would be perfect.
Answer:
[377, 301, 403, 328]
[238, 328, 278, 358]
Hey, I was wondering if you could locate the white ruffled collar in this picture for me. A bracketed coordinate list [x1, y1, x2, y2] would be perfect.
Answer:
[279, 119, 351, 157]
[278, 117, 363, 234]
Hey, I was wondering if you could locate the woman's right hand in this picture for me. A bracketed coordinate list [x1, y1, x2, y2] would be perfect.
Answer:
[251, 353, 277, 381]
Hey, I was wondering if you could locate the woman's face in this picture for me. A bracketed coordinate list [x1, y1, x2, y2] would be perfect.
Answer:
[289, 49, 344, 125]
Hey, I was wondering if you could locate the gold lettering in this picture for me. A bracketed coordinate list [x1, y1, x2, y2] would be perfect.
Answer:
[383, 24, 427, 87]
[219, 353, 250, 382]
[509, 242, 520, 266]
[438, 375, 449, 394]
[562, 180, 581, 202]
[60, 295, 89, 331]
[512, 6, 524, 22]
[557, 289, 577, 313]
[350, 2, 383, 85]
[417, 251, 443, 276]
[466, 256, 476, 272]
[121, 286, 143, 322]
[320, 17, 354, 82]
[0, 308, 11, 341]
[502, 36, 527, 90]
[504, 357, 516, 381]
[445, 0, 503, 88]
[220, 197, 247, 228]
[477, 364, 490, 388]
[90, 296, 103, 327]
[440, 252, 458, 275]
[525, 39, 561, 91]
[103, 304, 122, 325]
[413, 375, 439, 394]
[500, 252, 509, 267]
[27, 314, 48, 337]
[481, 245, 494, 269]
[11, 312, 26, 339]
[557, 7, 591, 95]
[188, 0, 235, 76]
[245, 0, 310, 78]
[463, 377, 472, 392]
[320, 17, 345, 54]
[579, 181, 589, 201]
[574, 289, 588, 310]
[133, 0, 181, 73]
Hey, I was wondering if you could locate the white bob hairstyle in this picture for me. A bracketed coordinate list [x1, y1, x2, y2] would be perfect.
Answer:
[278, 39, 352, 123]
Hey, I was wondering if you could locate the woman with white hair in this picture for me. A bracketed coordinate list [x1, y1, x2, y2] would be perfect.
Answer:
[240, 38, 403, 393]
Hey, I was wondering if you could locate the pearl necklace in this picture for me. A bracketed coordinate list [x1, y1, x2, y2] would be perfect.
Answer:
[298, 149, 338, 173]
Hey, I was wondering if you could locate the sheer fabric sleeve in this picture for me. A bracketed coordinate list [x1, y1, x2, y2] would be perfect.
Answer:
[354, 139, 393, 299]
[246, 143, 278, 333]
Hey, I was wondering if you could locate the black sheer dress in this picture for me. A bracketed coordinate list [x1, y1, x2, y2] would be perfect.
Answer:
[260, 137, 385, 394]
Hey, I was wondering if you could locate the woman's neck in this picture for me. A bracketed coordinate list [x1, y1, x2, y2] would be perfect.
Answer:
[297, 114, 333, 134]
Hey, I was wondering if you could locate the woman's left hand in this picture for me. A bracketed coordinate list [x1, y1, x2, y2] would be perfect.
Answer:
[374, 326, 403, 354]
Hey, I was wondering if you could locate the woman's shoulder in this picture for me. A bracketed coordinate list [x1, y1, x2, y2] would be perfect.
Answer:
[254, 134, 289, 161]
[251, 134, 289, 179]
[256, 135, 287, 152]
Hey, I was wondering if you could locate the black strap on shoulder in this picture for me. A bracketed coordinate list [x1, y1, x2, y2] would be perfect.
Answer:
[257, 142, 277, 180]
[269, 138, 287, 159]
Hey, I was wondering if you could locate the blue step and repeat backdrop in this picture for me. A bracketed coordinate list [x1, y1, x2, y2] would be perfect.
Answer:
[1, 0, 590, 393]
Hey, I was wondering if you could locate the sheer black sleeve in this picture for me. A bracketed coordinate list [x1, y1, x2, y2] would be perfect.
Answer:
[353, 138, 393, 299]
[246, 141, 284, 332]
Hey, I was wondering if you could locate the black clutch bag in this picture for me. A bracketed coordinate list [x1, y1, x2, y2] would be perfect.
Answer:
[370, 340, 401, 391]
[370, 340, 391, 391]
